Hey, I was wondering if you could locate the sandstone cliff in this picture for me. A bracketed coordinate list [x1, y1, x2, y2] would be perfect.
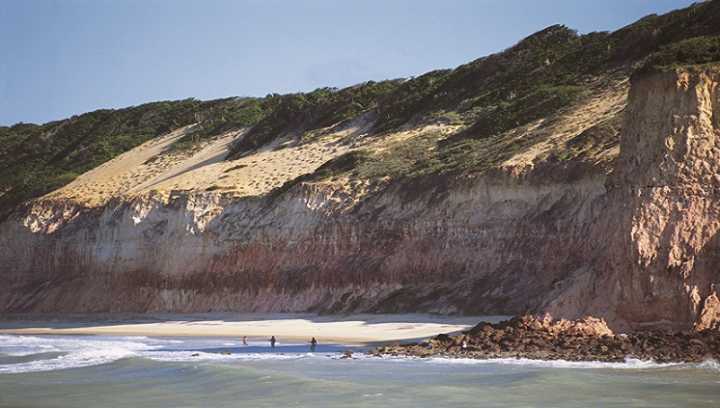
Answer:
[544, 67, 720, 331]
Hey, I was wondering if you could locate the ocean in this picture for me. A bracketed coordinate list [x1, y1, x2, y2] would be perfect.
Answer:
[0, 334, 718, 407]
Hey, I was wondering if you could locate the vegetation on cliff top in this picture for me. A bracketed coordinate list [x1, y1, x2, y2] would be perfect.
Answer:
[636, 35, 720, 75]
[0, 100, 202, 218]
[2, 0, 720, 218]
[227, 80, 402, 158]
[169, 97, 265, 152]
[305, 0, 720, 183]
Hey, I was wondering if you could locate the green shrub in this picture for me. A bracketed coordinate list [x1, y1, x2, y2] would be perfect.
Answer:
[228, 80, 402, 157]
[636, 35, 720, 75]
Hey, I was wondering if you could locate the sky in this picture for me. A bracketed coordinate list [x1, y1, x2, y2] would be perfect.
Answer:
[0, 0, 698, 126]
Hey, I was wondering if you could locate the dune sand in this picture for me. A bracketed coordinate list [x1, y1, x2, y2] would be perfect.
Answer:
[0, 313, 507, 344]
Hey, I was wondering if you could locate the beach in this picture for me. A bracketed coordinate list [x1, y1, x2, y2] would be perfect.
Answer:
[0, 313, 498, 344]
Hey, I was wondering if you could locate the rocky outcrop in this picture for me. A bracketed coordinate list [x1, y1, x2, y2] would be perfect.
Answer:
[1, 67, 719, 334]
[373, 315, 720, 362]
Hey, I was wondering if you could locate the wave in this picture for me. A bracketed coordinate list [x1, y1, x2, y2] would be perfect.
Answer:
[695, 359, 720, 371]
[0, 334, 154, 356]
[0, 335, 327, 373]
[142, 350, 314, 362]
[0, 334, 157, 374]
[2, 334, 718, 374]
[427, 357, 681, 369]
[366, 354, 720, 371]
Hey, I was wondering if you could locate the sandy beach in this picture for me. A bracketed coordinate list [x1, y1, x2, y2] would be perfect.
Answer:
[0, 313, 504, 344]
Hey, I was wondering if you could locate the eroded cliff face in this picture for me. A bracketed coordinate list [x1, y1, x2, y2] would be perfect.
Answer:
[611, 68, 720, 331]
[0, 173, 606, 316]
[546, 67, 720, 331]
[1, 68, 719, 332]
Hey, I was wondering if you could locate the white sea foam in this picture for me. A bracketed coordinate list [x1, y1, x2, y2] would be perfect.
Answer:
[0, 334, 319, 373]
[695, 359, 720, 372]
[2, 334, 718, 374]
[0, 335, 161, 359]
[142, 350, 310, 362]
[424, 356, 683, 370]
[362, 353, 720, 371]
[0, 335, 156, 374]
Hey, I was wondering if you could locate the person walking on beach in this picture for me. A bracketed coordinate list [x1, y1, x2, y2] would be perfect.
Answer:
[270, 336, 276, 349]
[242, 336, 248, 346]
[310, 337, 318, 352]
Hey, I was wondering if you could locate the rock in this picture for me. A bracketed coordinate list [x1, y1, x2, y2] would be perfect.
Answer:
[372, 314, 720, 363]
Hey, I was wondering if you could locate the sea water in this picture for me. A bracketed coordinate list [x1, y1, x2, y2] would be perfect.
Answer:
[0, 334, 718, 407]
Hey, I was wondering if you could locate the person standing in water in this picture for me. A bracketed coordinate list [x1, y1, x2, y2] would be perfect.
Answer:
[270, 336, 276, 349]
[242, 336, 248, 346]
[310, 337, 317, 352]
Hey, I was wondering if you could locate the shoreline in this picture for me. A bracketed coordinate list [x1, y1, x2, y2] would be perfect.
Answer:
[4, 313, 717, 364]
[0, 313, 506, 345]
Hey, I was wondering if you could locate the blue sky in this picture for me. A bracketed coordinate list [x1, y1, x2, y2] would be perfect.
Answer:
[0, 0, 697, 125]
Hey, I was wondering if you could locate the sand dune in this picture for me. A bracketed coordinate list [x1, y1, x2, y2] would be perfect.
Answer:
[43, 111, 465, 210]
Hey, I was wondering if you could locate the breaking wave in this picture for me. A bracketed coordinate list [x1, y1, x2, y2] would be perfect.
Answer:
[1, 334, 717, 374]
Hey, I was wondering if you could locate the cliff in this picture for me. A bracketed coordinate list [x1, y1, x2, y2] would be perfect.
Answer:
[0, 78, 625, 317]
[2, 2, 720, 332]
[545, 67, 720, 331]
